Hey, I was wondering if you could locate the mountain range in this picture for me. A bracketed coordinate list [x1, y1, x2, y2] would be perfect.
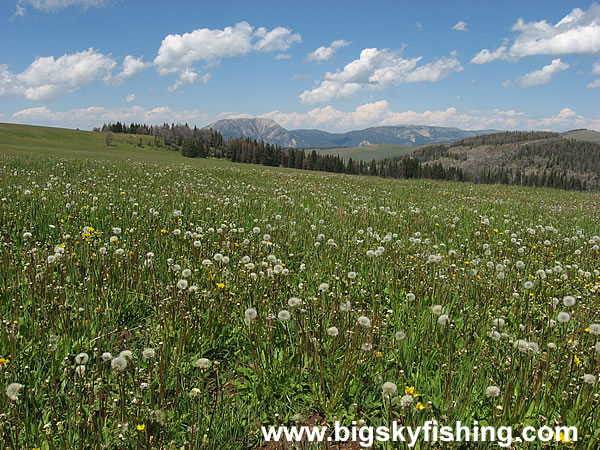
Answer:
[204, 118, 495, 148]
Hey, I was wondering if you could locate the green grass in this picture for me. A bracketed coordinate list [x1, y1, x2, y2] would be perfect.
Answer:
[0, 122, 193, 163]
[310, 143, 416, 162]
[1, 123, 600, 449]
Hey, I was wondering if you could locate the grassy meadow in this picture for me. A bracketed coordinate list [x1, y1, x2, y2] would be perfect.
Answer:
[1, 124, 600, 448]
[311, 144, 416, 162]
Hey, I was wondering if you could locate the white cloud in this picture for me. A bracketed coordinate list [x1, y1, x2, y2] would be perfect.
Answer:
[307, 40, 350, 63]
[254, 101, 522, 131]
[153, 21, 301, 88]
[0, 48, 116, 101]
[10, 104, 213, 129]
[588, 79, 600, 88]
[168, 69, 199, 92]
[593, 60, 600, 74]
[471, 46, 508, 64]
[300, 48, 463, 105]
[111, 56, 149, 85]
[16, 0, 106, 14]
[275, 53, 292, 60]
[525, 107, 599, 130]
[452, 21, 468, 31]
[8, 103, 600, 133]
[472, 4, 600, 63]
[518, 58, 569, 87]
[254, 26, 301, 52]
[126, 93, 135, 102]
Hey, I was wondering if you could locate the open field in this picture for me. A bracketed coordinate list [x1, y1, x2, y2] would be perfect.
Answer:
[311, 143, 416, 161]
[1, 125, 600, 448]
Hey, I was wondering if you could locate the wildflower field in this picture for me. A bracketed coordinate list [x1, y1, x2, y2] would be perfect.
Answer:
[1, 150, 600, 448]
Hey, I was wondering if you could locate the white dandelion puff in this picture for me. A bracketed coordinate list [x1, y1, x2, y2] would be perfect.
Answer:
[382, 382, 397, 395]
[486, 386, 501, 398]
[437, 315, 450, 326]
[327, 327, 339, 337]
[557, 312, 571, 324]
[6, 383, 23, 401]
[111, 356, 128, 372]
[75, 352, 89, 365]
[195, 358, 211, 369]
[142, 348, 156, 360]
[277, 310, 291, 321]
[357, 316, 371, 328]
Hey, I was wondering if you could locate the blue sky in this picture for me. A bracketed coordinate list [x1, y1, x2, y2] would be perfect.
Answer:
[1, 0, 599, 132]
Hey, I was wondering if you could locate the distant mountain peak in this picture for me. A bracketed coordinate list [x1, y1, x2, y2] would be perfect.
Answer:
[203, 117, 495, 148]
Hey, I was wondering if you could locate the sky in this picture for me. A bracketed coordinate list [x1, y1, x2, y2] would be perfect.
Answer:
[1, 0, 600, 132]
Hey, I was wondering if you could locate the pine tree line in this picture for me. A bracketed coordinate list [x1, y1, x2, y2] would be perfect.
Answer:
[98, 123, 597, 191]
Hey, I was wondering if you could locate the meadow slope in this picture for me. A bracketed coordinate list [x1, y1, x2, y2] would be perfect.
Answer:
[0, 124, 600, 448]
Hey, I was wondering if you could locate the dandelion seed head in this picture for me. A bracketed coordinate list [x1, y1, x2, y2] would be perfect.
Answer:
[75, 352, 89, 365]
[357, 316, 371, 328]
[583, 374, 597, 384]
[119, 350, 133, 360]
[142, 348, 156, 360]
[431, 305, 443, 316]
[382, 382, 397, 395]
[589, 324, 600, 335]
[400, 394, 414, 408]
[486, 386, 501, 398]
[557, 312, 571, 324]
[6, 383, 23, 401]
[327, 326, 339, 337]
[395, 331, 406, 341]
[111, 356, 128, 372]
[563, 296, 576, 307]
[437, 314, 450, 326]
[288, 297, 301, 308]
[277, 310, 291, 321]
[195, 358, 211, 369]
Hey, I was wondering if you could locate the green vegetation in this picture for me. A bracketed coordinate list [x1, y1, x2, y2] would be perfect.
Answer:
[0, 124, 599, 448]
[309, 143, 416, 162]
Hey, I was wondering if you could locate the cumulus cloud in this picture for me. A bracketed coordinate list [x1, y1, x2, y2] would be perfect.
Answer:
[300, 48, 463, 104]
[126, 93, 135, 102]
[10, 104, 212, 129]
[518, 58, 569, 87]
[307, 40, 350, 63]
[0, 48, 116, 101]
[452, 21, 468, 31]
[587, 79, 600, 88]
[472, 4, 600, 63]
[15, 0, 106, 15]
[471, 46, 508, 64]
[9, 103, 600, 133]
[252, 101, 523, 131]
[593, 60, 600, 74]
[153, 21, 301, 90]
[110, 56, 149, 85]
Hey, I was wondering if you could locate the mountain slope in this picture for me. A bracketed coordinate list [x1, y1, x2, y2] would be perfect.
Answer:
[205, 118, 494, 148]
[413, 131, 600, 189]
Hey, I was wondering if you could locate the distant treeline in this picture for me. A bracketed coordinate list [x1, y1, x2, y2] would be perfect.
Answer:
[450, 131, 561, 147]
[99, 122, 596, 191]
[99, 122, 464, 182]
